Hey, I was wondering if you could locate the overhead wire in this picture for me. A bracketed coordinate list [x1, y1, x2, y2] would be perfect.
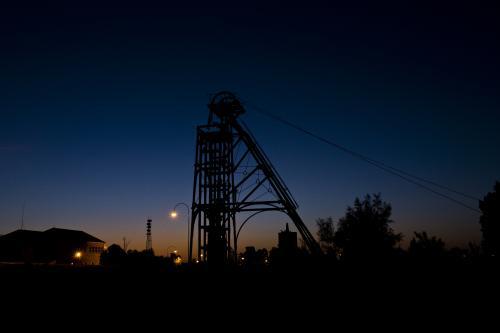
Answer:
[244, 101, 481, 213]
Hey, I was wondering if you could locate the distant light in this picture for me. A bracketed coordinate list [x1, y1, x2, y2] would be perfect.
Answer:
[174, 250, 178, 254]
[200, 253, 204, 257]
[196, 260, 200, 263]
[174, 257, 182, 265]
[241, 257, 245, 261]
[75, 251, 82, 259]
[170, 211, 178, 218]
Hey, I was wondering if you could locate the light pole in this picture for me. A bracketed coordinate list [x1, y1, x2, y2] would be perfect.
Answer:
[234, 211, 266, 262]
[169, 202, 191, 263]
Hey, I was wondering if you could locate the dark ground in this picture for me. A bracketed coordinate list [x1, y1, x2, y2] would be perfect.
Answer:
[2, 261, 497, 298]
[1, 262, 497, 329]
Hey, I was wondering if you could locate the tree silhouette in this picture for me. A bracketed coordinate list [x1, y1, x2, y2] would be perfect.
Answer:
[334, 193, 402, 262]
[408, 231, 446, 261]
[479, 181, 500, 257]
[100, 243, 126, 266]
[316, 217, 336, 255]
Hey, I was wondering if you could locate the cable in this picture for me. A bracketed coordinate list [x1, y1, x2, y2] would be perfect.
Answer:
[362, 159, 480, 201]
[244, 101, 481, 214]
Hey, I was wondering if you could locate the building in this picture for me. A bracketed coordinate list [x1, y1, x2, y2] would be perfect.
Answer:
[269, 223, 300, 267]
[278, 223, 298, 254]
[0, 228, 105, 265]
[0, 230, 46, 263]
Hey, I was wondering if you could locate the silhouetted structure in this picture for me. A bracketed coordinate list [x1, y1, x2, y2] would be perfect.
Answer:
[278, 223, 298, 255]
[190, 92, 321, 268]
[240, 246, 268, 271]
[0, 228, 105, 265]
[0, 230, 44, 263]
[269, 224, 307, 270]
[146, 218, 153, 252]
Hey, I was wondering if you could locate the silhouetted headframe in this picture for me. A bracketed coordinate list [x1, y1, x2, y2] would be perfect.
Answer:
[190, 91, 322, 266]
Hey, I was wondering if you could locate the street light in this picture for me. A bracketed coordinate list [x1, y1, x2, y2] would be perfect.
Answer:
[169, 202, 191, 262]
[74, 251, 82, 266]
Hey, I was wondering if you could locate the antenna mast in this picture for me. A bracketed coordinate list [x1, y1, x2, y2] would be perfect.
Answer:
[20, 201, 26, 230]
[146, 218, 153, 252]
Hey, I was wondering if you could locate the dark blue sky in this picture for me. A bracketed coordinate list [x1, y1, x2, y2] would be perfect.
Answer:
[1, 1, 499, 256]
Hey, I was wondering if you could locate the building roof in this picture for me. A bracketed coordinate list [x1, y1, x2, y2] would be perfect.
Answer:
[0, 228, 104, 243]
[0, 229, 43, 241]
[43, 228, 104, 243]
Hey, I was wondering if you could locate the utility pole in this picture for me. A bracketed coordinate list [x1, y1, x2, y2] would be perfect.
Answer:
[20, 200, 26, 230]
[123, 237, 131, 252]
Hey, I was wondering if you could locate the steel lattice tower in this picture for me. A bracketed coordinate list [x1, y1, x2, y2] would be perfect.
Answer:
[190, 92, 321, 266]
[146, 218, 152, 252]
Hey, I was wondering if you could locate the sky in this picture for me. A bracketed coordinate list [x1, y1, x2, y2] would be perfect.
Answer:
[1, 1, 499, 257]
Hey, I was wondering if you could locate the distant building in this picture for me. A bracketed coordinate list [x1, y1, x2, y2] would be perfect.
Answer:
[269, 224, 300, 267]
[278, 223, 298, 254]
[0, 228, 105, 265]
[240, 246, 268, 269]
